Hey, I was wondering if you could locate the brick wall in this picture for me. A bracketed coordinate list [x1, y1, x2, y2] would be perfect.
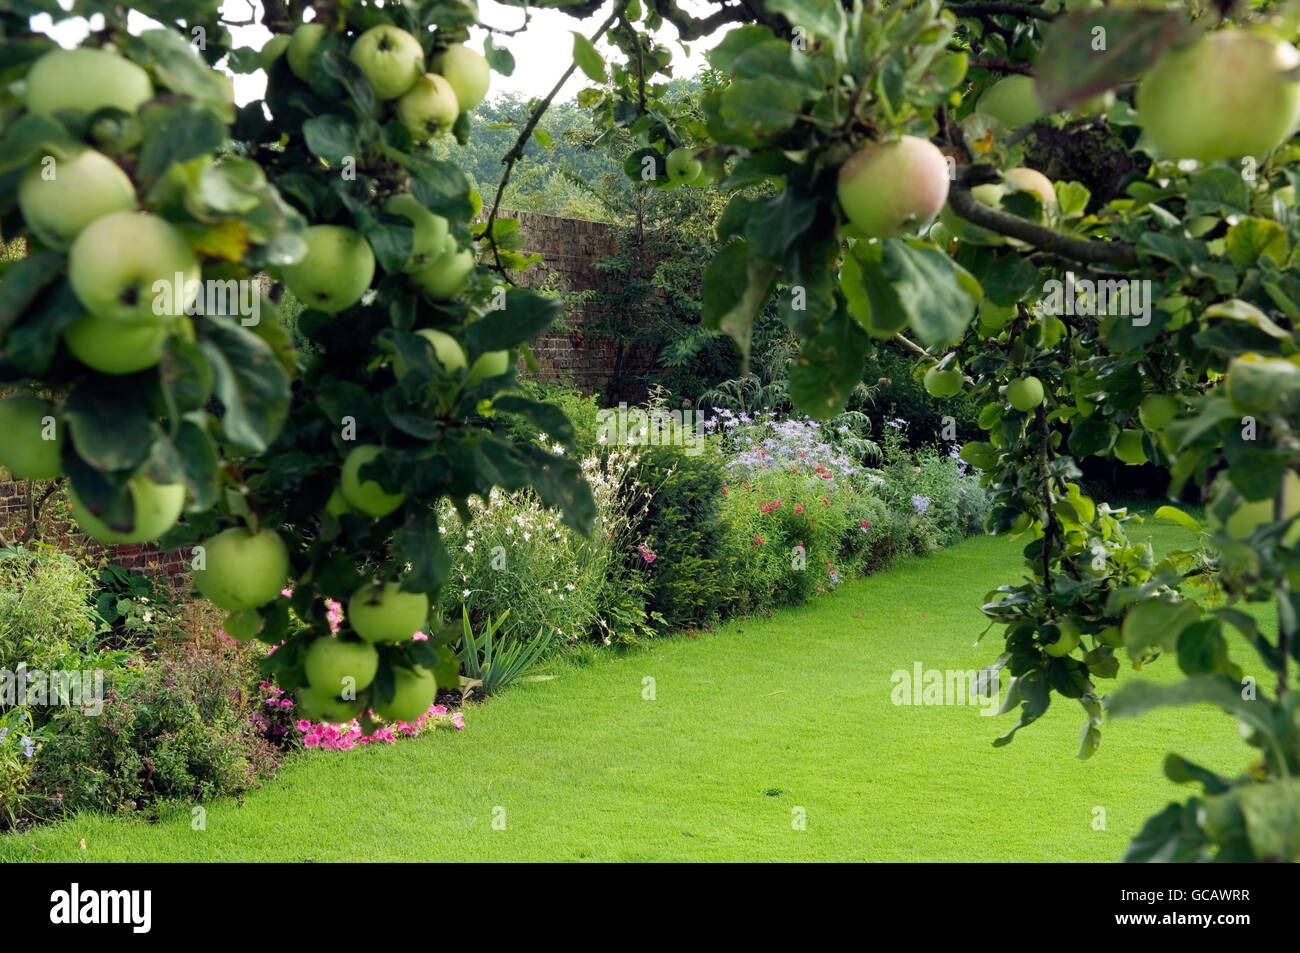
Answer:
[501, 209, 639, 398]
[0, 475, 191, 584]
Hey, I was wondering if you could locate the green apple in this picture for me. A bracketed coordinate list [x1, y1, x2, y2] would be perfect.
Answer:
[340, 444, 405, 517]
[412, 242, 474, 300]
[689, 164, 713, 188]
[1138, 30, 1300, 162]
[18, 149, 136, 250]
[468, 349, 510, 384]
[373, 665, 437, 722]
[419, 328, 468, 373]
[1006, 375, 1045, 411]
[295, 684, 364, 723]
[1138, 393, 1179, 431]
[194, 527, 290, 612]
[348, 581, 429, 643]
[396, 72, 460, 141]
[68, 212, 200, 325]
[325, 487, 352, 516]
[279, 225, 375, 313]
[1208, 471, 1300, 544]
[384, 194, 450, 273]
[25, 47, 153, 117]
[287, 22, 326, 81]
[665, 147, 703, 187]
[62, 313, 171, 374]
[0, 396, 62, 480]
[975, 75, 1043, 129]
[350, 25, 425, 100]
[1043, 620, 1081, 657]
[304, 636, 379, 694]
[1114, 428, 1147, 465]
[68, 476, 185, 544]
[837, 135, 950, 238]
[431, 43, 490, 112]
[259, 34, 291, 72]
[978, 298, 1017, 334]
[923, 365, 963, 398]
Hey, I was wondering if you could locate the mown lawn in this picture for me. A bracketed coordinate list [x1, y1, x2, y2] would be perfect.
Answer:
[1, 514, 1263, 862]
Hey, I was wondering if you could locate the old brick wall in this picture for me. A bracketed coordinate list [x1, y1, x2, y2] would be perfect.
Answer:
[0, 474, 191, 583]
[501, 209, 629, 397]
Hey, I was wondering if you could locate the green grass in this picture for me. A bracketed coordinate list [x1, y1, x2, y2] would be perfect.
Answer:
[1, 515, 1264, 862]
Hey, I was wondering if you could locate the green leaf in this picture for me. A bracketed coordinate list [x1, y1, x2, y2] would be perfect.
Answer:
[701, 241, 777, 367]
[788, 301, 869, 419]
[1236, 779, 1300, 861]
[1121, 597, 1200, 662]
[466, 289, 560, 356]
[199, 319, 291, 453]
[992, 668, 1050, 747]
[1035, 8, 1185, 109]
[1122, 800, 1209, 862]
[64, 377, 156, 474]
[137, 102, 228, 183]
[1163, 753, 1230, 794]
[765, 0, 847, 40]
[744, 188, 819, 265]
[1226, 217, 1288, 268]
[395, 509, 451, 597]
[1108, 675, 1276, 741]
[302, 113, 360, 165]
[483, 36, 516, 77]
[1152, 505, 1202, 535]
[880, 240, 976, 347]
[571, 32, 607, 83]
[0, 274, 80, 374]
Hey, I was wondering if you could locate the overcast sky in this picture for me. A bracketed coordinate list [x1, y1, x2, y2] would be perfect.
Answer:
[31, 0, 727, 106]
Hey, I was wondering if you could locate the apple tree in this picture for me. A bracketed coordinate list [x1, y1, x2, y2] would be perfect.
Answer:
[2, 0, 1300, 860]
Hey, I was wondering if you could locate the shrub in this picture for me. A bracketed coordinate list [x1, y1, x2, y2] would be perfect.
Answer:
[505, 379, 604, 459]
[439, 450, 656, 646]
[628, 444, 732, 629]
[0, 706, 39, 829]
[30, 640, 280, 817]
[0, 545, 100, 679]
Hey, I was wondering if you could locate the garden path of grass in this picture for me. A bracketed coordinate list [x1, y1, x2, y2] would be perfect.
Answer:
[1, 518, 1264, 862]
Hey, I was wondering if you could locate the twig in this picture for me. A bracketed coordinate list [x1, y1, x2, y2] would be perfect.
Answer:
[951, 2, 1057, 20]
[484, 5, 623, 279]
[947, 179, 1138, 266]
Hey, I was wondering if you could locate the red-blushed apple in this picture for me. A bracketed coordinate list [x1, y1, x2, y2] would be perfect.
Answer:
[340, 444, 405, 517]
[68, 476, 186, 544]
[431, 44, 490, 111]
[68, 212, 200, 325]
[350, 25, 425, 100]
[1138, 30, 1300, 162]
[373, 665, 437, 722]
[304, 636, 379, 694]
[279, 225, 375, 313]
[837, 135, 950, 238]
[348, 581, 429, 643]
[0, 396, 63, 480]
[194, 527, 291, 612]
[18, 149, 137, 250]
[25, 47, 153, 117]
[396, 73, 460, 141]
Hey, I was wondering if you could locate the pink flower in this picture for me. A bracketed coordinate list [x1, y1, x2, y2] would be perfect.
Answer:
[281, 587, 294, 598]
[822, 497, 829, 506]
[413, 631, 429, 641]
[755, 535, 764, 545]
[452, 713, 465, 730]
[795, 504, 803, 514]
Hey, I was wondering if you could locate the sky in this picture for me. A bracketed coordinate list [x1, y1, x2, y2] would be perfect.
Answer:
[30, 0, 729, 107]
